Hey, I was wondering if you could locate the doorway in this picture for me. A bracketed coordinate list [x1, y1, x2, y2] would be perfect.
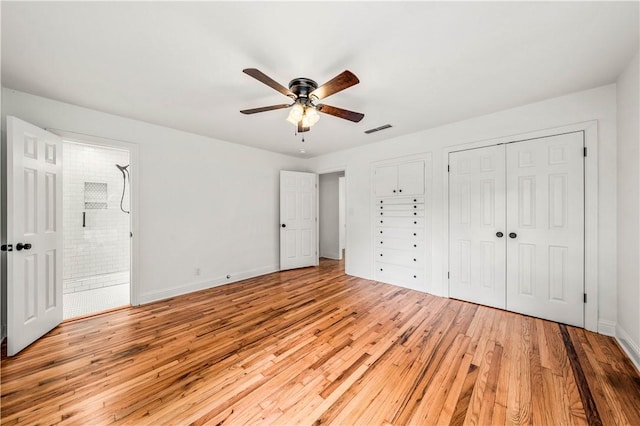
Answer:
[62, 141, 131, 319]
[319, 171, 345, 264]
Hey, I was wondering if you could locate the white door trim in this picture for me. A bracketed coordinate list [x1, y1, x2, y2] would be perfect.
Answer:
[442, 121, 598, 332]
[315, 166, 349, 267]
[47, 130, 140, 307]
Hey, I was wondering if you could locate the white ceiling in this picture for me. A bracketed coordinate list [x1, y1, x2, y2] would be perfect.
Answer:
[2, 2, 638, 158]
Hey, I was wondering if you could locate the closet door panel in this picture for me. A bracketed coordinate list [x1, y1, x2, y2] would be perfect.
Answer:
[397, 161, 425, 195]
[449, 145, 506, 309]
[505, 132, 584, 327]
[373, 165, 398, 197]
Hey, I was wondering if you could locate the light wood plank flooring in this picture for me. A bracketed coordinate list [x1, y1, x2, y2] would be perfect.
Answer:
[2, 258, 640, 425]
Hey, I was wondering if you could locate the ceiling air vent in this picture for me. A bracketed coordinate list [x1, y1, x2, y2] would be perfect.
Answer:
[364, 124, 392, 134]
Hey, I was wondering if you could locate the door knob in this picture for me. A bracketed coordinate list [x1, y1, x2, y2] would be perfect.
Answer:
[281, 224, 286, 228]
[509, 232, 517, 239]
[16, 243, 32, 251]
[496, 232, 504, 238]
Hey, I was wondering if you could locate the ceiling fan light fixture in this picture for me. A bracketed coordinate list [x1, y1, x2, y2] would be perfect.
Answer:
[286, 103, 304, 125]
[301, 115, 310, 128]
[305, 107, 320, 126]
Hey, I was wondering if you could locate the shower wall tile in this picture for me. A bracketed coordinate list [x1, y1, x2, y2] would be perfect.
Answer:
[63, 143, 130, 291]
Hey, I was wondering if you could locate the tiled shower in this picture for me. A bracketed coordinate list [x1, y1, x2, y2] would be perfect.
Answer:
[62, 142, 130, 318]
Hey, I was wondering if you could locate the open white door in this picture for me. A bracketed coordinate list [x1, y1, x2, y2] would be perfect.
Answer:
[6, 116, 63, 356]
[280, 171, 317, 270]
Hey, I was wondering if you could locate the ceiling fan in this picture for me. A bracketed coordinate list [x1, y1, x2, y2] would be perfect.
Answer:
[240, 68, 364, 133]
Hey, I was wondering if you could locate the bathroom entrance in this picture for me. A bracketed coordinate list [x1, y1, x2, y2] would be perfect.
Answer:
[62, 141, 131, 319]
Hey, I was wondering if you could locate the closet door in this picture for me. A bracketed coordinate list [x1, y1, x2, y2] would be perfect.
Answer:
[505, 132, 584, 327]
[373, 165, 398, 197]
[397, 161, 425, 195]
[449, 145, 506, 309]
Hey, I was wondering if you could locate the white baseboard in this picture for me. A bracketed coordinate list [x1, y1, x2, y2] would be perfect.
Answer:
[616, 325, 640, 372]
[138, 264, 279, 305]
[598, 319, 617, 336]
[320, 252, 341, 260]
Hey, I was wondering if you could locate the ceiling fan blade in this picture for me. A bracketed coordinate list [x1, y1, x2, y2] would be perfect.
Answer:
[240, 104, 291, 114]
[310, 70, 360, 100]
[243, 68, 296, 99]
[297, 121, 310, 133]
[316, 104, 364, 123]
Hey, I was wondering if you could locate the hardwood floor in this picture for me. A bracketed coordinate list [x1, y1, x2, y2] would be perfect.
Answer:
[2, 258, 639, 425]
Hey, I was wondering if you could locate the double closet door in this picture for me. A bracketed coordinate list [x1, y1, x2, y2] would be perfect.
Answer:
[449, 132, 584, 327]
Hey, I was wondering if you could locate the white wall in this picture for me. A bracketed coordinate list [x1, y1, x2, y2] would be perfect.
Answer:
[310, 84, 618, 331]
[1, 88, 307, 305]
[616, 50, 640, 367]
[319, 172, 342, 259]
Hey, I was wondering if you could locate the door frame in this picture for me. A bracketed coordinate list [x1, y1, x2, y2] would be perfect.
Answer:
[442, 121, 598, 332]
[50, 130, 140, 307]
[318, 170, 346, 261]
[316, 166, 348, 265]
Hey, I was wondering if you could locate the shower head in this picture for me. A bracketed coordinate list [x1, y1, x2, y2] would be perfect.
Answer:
[116, 164, 129, 172]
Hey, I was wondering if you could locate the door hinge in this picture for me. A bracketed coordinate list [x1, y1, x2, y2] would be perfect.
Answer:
[447, 271, 450, 279]
[583, 147, 587, 157]
[584, 293, 587, 303]
[1, 244, 13, 252]
[447, 164, 450, 172]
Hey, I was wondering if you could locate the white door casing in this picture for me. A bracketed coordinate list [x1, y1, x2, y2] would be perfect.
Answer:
[280, 171, 318, 270]
[338, 176, 346, 257]
[449, 145, 507, 309]
[7, 116, 64, 356]
[505, 133, 584, 327]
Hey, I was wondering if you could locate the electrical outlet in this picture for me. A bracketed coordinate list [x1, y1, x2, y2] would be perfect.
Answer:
[195, 267, 201, 276]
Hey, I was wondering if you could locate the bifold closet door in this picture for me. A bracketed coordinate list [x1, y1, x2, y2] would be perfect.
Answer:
[505, 133, 584, 327]
[449, 145, 506, 309]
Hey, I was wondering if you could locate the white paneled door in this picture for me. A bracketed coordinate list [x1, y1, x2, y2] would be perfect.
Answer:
[6, 116, 63, 356]
[280, 171, 318, 270]
[505, 133, 584, 327]
[449, 145, 507, 309]
[449, 132, 585, 327]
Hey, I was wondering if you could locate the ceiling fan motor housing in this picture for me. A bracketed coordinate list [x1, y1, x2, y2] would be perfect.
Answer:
[288, 78, 318, 100]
